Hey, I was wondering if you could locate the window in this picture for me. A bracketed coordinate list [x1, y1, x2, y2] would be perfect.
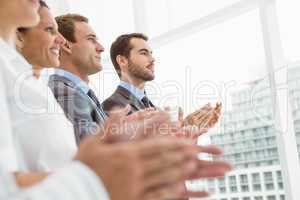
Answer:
[219, 187, 226, 194]
[264, 172, 273, 182]
[241, 185, 249, 192]
[239, 174, 248, 184]
[230, 186, 238, 193]
[252, 173, 261, 183]
[253, 184, 262, 191]
[254, 197, 263, 200]
[267, 195, 276, 200]
[229, 176, 237, 185]
[218, 178, 225, 187]
[208, 187, 216, 194]
[208, 179, 215, 187]
[265, 183, 274, 191]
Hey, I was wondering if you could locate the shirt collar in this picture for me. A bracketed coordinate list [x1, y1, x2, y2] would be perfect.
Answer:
[119, 81, 145, 101]
[55, 69, 90, 94]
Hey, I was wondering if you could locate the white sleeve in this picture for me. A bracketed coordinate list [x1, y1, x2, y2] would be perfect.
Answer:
[1, 162, 110, 200]
[0, 57, 19, 172]
[22, 161, 110, 200]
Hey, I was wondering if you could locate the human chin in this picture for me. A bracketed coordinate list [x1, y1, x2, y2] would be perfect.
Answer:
[143, 70, 155, 81]
[93, 63, 102, 73]
[47, 52, 60, 67]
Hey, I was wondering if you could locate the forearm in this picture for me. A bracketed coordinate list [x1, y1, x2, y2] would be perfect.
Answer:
[14, 172, 49, 188]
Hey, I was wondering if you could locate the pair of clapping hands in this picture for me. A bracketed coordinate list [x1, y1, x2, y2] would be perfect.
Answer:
[111, 102, 222, 141]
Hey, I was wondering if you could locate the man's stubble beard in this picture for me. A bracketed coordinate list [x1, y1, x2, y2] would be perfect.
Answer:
[128, 61, 155, 82]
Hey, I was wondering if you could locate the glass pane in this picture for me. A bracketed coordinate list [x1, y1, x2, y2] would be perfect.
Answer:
[277, 0, 300, 62]
[145, 9, 292, 199]
[143, 0, 241, 37]
[288, 65, 300, 159]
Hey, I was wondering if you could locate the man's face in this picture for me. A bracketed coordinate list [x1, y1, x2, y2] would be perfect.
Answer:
[127, 38, 155, 81]
[71, 22, 104, 75]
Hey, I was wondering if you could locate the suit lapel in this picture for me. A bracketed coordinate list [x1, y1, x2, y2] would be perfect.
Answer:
[50, 74, 105, 121]
[116, 86, 146, 111]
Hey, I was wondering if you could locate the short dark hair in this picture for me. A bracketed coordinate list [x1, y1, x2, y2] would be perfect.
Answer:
[110, 33, 148, 78]
[55, 14, 89, 43]
[17, 0, 49, 33]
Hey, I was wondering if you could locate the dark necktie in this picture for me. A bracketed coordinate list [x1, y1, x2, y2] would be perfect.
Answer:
[141, 96, 151, 108]
[87, 89, 107, 120]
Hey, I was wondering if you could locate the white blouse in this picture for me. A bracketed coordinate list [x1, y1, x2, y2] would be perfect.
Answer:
[0, 40, 77, 172]
[0, 39, 109, 200]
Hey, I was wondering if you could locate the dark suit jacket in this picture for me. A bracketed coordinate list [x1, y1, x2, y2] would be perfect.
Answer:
[48, 74, 105, 145]
[102, 86, 155, 116]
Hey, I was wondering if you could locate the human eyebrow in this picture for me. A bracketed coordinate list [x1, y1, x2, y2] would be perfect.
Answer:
[85, 34, 98, 40]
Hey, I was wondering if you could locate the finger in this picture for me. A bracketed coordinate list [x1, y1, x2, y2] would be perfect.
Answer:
[144, 160, 198, 189]
[178, 107, 184, 125]
[142, 146, 198, 177]
[136, 111, 173, 138]
[125, 111, 172, 140]
[188, 160, 232, 180]
[182, 190, 210, 198]
[197, 145, 223, 155]
[143, 183, 187, 200]
[206, 107, 221, 127]
[136, 137, 202, 158]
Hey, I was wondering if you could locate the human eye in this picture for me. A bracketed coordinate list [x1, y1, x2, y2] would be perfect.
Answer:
[88, 37, 97, 44]
[45, 26, 55, 34]
[140, 51, 148, 55]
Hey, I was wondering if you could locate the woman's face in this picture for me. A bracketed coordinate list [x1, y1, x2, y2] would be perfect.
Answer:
[1, 0, 40, 28]
[19, 7, 66, 68]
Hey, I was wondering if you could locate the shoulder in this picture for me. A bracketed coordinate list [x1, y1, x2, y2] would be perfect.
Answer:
[102, 90, 128, 112]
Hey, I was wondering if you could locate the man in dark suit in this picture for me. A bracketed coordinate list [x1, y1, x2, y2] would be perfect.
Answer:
[48, 14, 107, 144]
[102, 33, 221, 130]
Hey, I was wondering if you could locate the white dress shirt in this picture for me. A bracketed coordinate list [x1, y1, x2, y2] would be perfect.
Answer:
[0, 39, 109, 199]
[0, 40, 77, 172]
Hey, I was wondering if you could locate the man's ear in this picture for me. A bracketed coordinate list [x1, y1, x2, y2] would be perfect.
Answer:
[61, 41, 72, 54]
[116, 55, 128, 69]
[15, 31, 25, 51]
